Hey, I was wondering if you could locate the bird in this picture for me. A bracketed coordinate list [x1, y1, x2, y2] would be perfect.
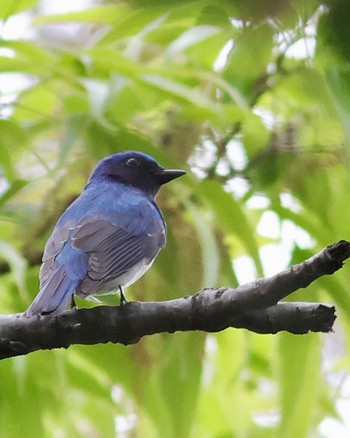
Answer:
[25, 151, 186, 317]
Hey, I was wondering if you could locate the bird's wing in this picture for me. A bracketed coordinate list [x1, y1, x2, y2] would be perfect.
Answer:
[26, 193, 165, 316]
[39, 220, 73, 288]
[26, 220, 88, 316]
[71, 217, 163, 296]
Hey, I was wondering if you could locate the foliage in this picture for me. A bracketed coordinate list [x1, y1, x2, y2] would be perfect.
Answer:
[1, 0, 350, 436]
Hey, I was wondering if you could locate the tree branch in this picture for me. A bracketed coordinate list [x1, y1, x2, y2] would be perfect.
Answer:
[0, 240, 348, 360]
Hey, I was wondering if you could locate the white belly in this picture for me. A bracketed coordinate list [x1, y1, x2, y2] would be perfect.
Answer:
[76, 258, 154, 298]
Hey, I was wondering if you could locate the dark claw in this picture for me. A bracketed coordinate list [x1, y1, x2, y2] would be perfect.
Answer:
[119, 286, 128, 306]
[70, 294, 77, 309]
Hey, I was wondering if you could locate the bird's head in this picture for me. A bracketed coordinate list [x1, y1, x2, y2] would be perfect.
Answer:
[87, 151, 186, 198]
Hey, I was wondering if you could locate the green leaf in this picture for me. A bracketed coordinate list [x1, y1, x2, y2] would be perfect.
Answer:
[0, 179, 29, 207]
[34, 4, 130, 25]
[56, 115, 89, 170]
[166, 25, 220, 59]
[0, 40, 52, 64]
[196, 180, 263, 276]
[278, 333, 321, 438]
[185, 201, 220, 287]
[223, 23, 274, 98]
[142, 334, 205, 438]
[13, 83, 57, 121]
[326, 68, 350, 144]
[0, 56, 39, 75]
[0, 0, 37, 19]
[0, 120, 28, 181]
[100, 8, 168, 43]
[140, 74, 219, 114]
[86, 47, 143, 77]
[81, 79, 110, 120]
[0, 241, 27, 293]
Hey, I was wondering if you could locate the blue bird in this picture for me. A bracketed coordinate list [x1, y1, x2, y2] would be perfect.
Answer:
[25, 151, 186, 316]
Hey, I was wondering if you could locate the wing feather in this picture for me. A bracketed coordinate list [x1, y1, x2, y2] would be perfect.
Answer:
[72, 218, 159, 295]
[28, 209, 165, 315]
[40, 221, 74, 288]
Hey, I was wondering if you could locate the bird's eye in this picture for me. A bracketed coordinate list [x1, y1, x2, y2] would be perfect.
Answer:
[126, 158, 139, 168]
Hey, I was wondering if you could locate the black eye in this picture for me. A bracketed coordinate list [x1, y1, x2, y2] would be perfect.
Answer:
[126, 158, 139, 168]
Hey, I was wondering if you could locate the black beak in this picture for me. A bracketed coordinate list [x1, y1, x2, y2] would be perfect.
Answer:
[157, 168, 186, 185]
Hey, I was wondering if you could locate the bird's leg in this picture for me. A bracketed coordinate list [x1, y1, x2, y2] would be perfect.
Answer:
[119, 286, 128, 306]
[70, 294, 77, 310]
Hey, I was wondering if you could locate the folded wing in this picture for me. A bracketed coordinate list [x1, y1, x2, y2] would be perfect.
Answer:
[25, 214, 165, 316]
[72, 218, 159, 296]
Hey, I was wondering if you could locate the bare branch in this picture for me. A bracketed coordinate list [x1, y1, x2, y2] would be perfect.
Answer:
[0, 240, 348, 360]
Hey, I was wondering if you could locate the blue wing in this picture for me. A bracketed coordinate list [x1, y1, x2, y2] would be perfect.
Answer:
[73, 218, 163, 297]
[25, 220, 89, 316]
[25, 184, 165, 316]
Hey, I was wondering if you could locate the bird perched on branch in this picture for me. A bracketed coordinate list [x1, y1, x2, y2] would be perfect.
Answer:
[25, 151, 186, 316]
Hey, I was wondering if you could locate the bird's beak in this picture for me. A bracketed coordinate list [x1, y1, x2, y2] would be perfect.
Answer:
[157, 168, 186, 185]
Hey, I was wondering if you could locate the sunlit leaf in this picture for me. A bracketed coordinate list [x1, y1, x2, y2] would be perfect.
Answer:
[196, 180, 264, 276]
[166, 25, 220, 59]
[185, 201, 220, 287]
[140, 74, 219, 114]
[34, 4, 130, 25]
[0, 0, 37, 19]
[278, 333, 321, 438]
[0, 179, 29, 207]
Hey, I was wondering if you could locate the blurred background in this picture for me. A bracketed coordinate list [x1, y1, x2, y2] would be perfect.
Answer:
[1, 0, 350, 436]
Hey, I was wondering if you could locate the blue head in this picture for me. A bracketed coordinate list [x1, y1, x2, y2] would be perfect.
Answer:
[87, 151, 186, 198]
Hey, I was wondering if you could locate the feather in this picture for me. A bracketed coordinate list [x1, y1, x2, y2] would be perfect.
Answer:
[25, 266, 79, 316]
[72, 219, 154, 296]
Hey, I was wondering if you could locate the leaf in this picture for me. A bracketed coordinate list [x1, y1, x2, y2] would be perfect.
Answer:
[56, 115, 89, 170]
[326, 68, 350, 143]
[0, 40, 52, 64]
[196, 180, 264, 276]
[142, 334, 205, 438]
[185, 201, 220, 288]
[166, 25, 220, 59]
[0, 139, 15, 181]
[81, 79, 110, 119]
[123, 14, 169, 61]
[278, 333, 321, 438]
[0, 0, 37, 20]
[223, 23, 274, 98]
[0, 56, 39, 75]
[34, 4, 130, 25]
[0, 241, 27, 293]
[0, 179, 29, 207]
[86, 47, 143, 77]
[100, 8, 168, 43]
[0, 120, 27, 174]
[140, 74, 219, 114]
[12, 83, 57, 121]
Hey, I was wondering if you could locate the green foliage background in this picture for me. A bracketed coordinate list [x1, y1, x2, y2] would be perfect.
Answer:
[1, 0, 350, 436]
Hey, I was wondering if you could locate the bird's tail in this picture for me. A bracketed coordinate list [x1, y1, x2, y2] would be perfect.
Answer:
[25, 267, 78, 317]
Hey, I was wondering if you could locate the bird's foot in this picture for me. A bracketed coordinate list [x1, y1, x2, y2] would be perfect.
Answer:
[119, 286, 128, 306]
[70, 294, 77, 310]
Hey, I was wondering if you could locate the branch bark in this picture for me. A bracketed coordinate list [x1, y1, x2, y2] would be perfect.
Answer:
[0, 240, 349, 360]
